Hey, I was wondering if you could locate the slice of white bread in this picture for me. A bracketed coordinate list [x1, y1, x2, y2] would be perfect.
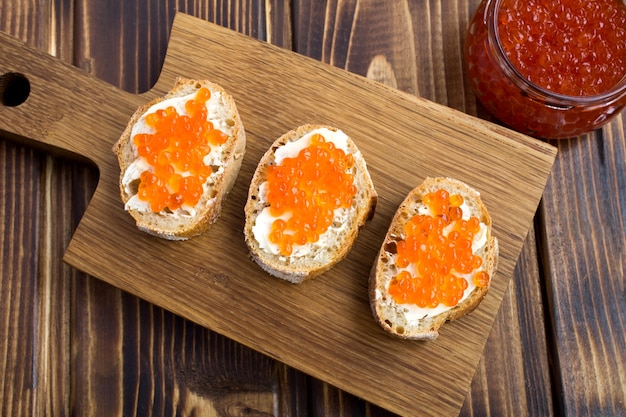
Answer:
[113, 78, 246, 240]
[244, 124, 377, 283]
[370, 177, 498, 340]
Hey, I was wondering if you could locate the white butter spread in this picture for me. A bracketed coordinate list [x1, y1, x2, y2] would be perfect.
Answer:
[252, 127, 353, 257]
[121, 89, 232, 217]
[380, 200, 489, 322]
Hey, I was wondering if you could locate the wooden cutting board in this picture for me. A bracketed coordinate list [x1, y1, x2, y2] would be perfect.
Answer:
[0, 13, 557, 417]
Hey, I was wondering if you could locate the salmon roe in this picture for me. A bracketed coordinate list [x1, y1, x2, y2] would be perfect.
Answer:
[388, 189, 489, 309]
[266, 133, 357, 256]
[498, 0, 626, 97]
[133, 87, 228, 212]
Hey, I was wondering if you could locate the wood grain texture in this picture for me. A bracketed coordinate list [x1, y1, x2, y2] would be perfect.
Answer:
[1, 1, 552, 416]
[0, 12, 556, 416]
[2, 1, 625, 416]
[0, 2, 80, 417]
[1, 1, 281, 417]
[0, 141, 40, 417]
[461, 227, 554, 417]
[541, 126, 626, 416]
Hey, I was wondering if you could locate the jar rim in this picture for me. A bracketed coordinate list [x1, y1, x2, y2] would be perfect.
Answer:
[487, 0, 626, 105]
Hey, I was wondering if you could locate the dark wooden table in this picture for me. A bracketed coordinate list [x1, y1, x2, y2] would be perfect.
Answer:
[1, 1, 624, 416]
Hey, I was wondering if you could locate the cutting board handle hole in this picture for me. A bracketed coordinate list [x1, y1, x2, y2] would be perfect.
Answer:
[0, 72, 30, 107]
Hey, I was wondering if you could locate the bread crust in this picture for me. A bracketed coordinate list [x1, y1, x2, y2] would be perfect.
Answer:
[112, 78, 246, 240]
[244, 125, 377, 283]
[369, 177, 499, 340]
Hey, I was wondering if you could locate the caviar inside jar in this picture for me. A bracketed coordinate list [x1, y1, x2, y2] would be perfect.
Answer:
[498, 0, 626, 97]
[387, 189, 489, 309]
[465, 0, 626, 139]
[266, 133, 357, 256]
[133, 87, 228, 213]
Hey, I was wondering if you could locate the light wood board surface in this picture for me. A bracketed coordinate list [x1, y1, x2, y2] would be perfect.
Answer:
[0, 13, 556, 416]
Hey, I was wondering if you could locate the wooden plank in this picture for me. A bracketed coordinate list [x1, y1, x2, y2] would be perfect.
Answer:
[0, 140, 39, 417]
[508, 227, 554, 416]
[540, 124, 626, 416]
[0, 2, 78, 416]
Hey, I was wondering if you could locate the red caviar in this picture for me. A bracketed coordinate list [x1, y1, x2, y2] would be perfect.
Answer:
[498, 0, 626, 97]
[266, 133, 357, 256]
[388, 189, 489, 308]
[133, 87, 228, 212]
[465, 0, 626, 138]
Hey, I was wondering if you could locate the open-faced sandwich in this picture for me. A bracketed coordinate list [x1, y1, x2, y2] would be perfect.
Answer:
[244, 124, 377, 283]
[370, 177, 498, 339]
[113, 78, 246, 240]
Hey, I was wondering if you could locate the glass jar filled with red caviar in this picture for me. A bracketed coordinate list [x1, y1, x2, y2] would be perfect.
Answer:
[465, 0, 626, 139]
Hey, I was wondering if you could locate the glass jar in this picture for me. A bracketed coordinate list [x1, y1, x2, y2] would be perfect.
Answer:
[464, 0, 626, 139]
